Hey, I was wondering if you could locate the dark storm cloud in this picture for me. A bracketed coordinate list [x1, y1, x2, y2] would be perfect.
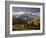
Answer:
[12, 7, 40, 19]
[12, 7, 40, 13]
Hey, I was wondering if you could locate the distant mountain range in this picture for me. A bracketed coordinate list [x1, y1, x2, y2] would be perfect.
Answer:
[13, 14, 39, 25]
[13, 14, 39, 20]
[19, 15, 34, 20]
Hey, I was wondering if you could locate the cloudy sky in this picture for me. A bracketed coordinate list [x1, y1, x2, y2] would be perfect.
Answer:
[12, 7, 40, 18]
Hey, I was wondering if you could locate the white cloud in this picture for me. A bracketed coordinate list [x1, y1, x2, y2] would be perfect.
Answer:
[12, 11, 25, 18]
[13, 11, 25, 15]
[32, 12, 40, 16]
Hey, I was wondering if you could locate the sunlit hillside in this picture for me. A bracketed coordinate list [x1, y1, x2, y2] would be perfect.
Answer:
[12, 16, 40, 31]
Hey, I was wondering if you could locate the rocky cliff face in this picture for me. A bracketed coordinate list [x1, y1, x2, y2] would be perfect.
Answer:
[12, 16, 40, 31]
